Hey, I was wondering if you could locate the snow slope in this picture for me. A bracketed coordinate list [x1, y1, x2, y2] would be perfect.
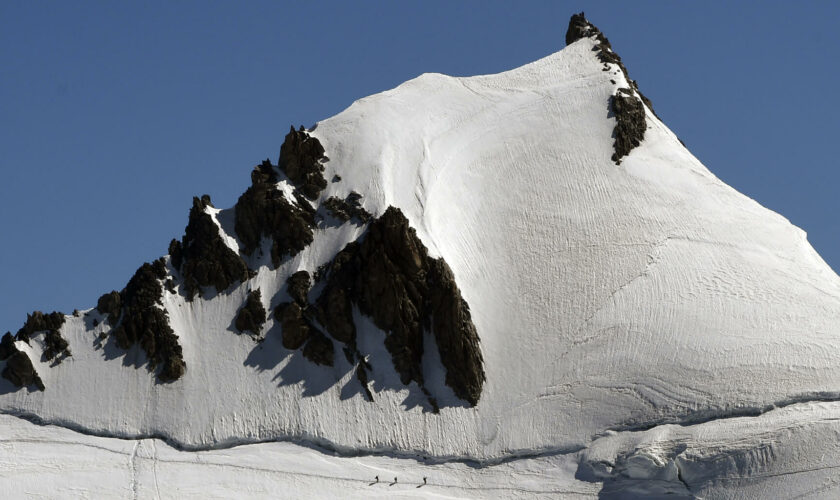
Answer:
[5, 402, 840, 498]
[3, 26, 840, 482]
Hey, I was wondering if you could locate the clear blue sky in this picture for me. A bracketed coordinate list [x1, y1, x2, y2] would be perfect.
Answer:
[2, 1, 839, 332]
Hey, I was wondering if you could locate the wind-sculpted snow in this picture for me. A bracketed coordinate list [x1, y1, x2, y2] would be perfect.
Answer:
[2, 14, 840, 480]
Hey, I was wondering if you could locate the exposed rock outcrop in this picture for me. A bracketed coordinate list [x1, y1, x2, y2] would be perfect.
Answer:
[111, 259, 186, 382]
[302, 330, 334, 366]
[96, 291, 122, 326]
[278, 126, 328, 200]
[314, 243, 359, 345]
[323, 192, 371, 224]
[15, 311, 65, 344]
[235, 289, 267, 336]
[314, 207, 485, 406]
[234, 162, 315, 268]
[0, 332, 16, 360]
[274, 272, 320, 353]
[15, 311, 70, 362]
[275, 301, 311, 350]
[43, 330, 70, 362]
[565, 12, 600, 45]
[425, 259, 485, 405]
[566, 12, 653, 164]
[611, 88, 647, 164]
[1, 332, 44, 391]
[565, 12, 657, 116]
[171, 195, 250, 300]
[286, 271, 312, 305]
[1, 123, 483, 405]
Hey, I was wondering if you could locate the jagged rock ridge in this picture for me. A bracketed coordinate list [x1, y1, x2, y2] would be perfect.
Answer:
[278, 126, 328, 200]
[169, 195, 250, 299]
[314, 207, 485, 406]
[566, 12, 650, 164]
[108, 259, 185, 382]
[234, 160, 315, 268]
[3, 124, 486, 406]
[15, 311, 70, 362]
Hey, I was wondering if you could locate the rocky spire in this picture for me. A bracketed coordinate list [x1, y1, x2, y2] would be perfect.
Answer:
[565, 12, 599, 46]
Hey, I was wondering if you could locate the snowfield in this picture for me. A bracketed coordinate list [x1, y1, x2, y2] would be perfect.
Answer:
[3, 26, 840, 497]
[4, 402, 840, 498]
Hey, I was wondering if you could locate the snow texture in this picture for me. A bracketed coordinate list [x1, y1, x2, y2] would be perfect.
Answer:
[3, 34, 840, 496]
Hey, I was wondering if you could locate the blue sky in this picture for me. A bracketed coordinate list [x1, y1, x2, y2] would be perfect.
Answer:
[2, 1, 839, 332]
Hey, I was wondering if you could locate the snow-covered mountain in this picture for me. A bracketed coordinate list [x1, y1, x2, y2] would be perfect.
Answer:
[3, 13, 840, 498]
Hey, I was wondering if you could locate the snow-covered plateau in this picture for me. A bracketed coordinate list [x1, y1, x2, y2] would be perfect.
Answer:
[3, 14, 840, 498]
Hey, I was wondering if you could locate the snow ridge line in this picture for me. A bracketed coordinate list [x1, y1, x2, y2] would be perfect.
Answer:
[0, 409, 584, 467]
[604, 391, 840, 434]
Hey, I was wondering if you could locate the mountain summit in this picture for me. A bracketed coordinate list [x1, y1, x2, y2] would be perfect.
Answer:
[3, 13, 840, 497]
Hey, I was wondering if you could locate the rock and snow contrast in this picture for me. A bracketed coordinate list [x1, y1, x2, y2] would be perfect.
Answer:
[3, 13, 840, 498]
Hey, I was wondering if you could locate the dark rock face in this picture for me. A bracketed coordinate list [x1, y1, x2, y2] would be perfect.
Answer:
[96, 291, 122, 326]
[425, 259, 485, 405]
[275, 302, 311, 350]
[314, 207, 486, 406]
[111, 259, 186, 382]
[278, 126, 328, 200]
[565, 12, 656, 112]
[565, 12, 655, 164]
[566, 12, 599, 45]
[314, 243, 359, 344]
[1, 332, 45, 391]
[351, 208, 429, 389]
[235, 289, 267, 335]
[324, 192, 371, 224]
[274, 268, 334, 364]
[611, 89, 647, 164]
[16, 311, 65, 344]
[286, 271, 312, 306]
[43, 330, 70, 362]
[168, 238, 183, 272]
[2, 121, 484, 407]
[0, 332, 16, 360]
[15, 311, 70, 362]
[302, 330, 334, 366]
[173, 195, 250, 300]
[275, 271, 317, 351]
[3, 351, 45, 391]
[234, 162, 315, 268]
